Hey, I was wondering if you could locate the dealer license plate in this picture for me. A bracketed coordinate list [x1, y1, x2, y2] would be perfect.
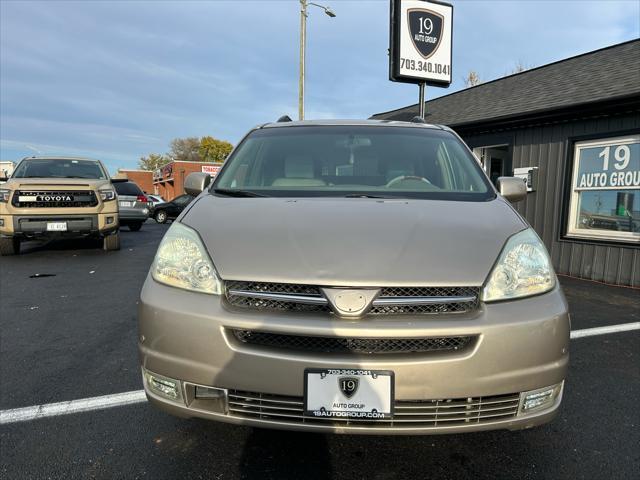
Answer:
[304, 369, 394, 420]
[119, 201, 132, 207]
[46, 222, 67, 231]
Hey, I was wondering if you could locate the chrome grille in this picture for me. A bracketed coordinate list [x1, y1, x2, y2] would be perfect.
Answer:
[11, 190, 98, 208]
[370, 286, 480, 314]
[231, 329, 474, 354]
[227, 390, 520, 427]
[225, 281, 480, 315]
[226, 281, 321, 296]
[225, 281, 331, 313]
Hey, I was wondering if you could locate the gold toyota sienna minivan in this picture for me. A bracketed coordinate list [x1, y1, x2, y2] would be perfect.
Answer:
[138, 119, 569, 434]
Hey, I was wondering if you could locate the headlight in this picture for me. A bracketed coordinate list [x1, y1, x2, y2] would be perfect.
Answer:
[99, 187, 116, 201]
[151, 221, 222, 295]
[0, 188, 11, 203]
[482, 228, 555, 302]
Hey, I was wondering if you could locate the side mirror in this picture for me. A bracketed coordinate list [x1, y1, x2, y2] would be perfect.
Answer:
[184, 172, 212, 196]
[496, 176, 527, 203]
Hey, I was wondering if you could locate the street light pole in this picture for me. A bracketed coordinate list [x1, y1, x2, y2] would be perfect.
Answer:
[298, 0, 336, 121]
[299, 0, 307, 121]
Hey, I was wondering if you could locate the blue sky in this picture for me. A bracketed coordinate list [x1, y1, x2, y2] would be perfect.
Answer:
[1, 0, 638, 173]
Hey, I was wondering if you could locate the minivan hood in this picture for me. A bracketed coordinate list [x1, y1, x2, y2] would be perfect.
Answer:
[183, 196, 526, 286]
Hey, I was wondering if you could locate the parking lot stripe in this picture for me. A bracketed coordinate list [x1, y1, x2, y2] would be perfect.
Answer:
[1, 322, 639, 425]
[570, 321, 640, 339]
[0, 390, 146, 425]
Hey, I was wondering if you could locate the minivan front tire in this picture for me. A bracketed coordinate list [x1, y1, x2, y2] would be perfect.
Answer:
[0, 237, 20, 256]
[103, 232, 120, 251]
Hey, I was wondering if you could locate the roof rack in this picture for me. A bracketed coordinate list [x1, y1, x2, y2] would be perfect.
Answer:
[277, 115, 292, 123]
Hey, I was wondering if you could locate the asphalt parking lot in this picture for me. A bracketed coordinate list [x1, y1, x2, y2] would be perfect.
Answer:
[1, 221, 638, 480]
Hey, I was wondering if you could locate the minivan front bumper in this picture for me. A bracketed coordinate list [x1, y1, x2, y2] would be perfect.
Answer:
[138, 278, 570, 434]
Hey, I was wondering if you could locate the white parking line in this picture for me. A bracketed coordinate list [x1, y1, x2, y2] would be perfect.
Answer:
[1, 322, 639, 426]
[570, 321, 640, 339]
[0, 390, 146, 425]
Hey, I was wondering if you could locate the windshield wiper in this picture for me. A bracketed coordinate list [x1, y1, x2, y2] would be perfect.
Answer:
[213, 188, 268, 198]
[343, 193, 398, 199]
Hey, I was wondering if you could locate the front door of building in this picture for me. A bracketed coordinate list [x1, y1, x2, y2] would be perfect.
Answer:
[473, 145, 510, 186]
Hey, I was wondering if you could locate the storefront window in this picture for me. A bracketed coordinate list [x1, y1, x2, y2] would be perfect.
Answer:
[567, 134, 640, 243]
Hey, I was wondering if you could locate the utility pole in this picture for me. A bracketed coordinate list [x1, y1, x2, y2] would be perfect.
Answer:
[299, 0, 307, 121]
[298, 1, 336, 121]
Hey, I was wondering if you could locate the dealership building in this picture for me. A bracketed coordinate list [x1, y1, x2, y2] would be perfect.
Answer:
[373, 40, 639, 287]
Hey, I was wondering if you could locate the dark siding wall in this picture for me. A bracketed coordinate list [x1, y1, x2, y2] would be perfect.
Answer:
[461, 111, 640, 287]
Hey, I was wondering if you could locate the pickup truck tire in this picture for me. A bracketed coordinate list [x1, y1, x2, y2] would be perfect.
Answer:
[155, 210, 168, 224]
[129, 223, 143, 232]
[0, 237, 20, 256]
[103, 232, 120, 251]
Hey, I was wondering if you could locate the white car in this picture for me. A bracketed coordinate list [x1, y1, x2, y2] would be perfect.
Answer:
[147, 194, 165, 208]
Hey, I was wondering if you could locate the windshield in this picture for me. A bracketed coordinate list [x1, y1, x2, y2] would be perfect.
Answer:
[214, 126, 493, 200]
[12, 158, 108, 179]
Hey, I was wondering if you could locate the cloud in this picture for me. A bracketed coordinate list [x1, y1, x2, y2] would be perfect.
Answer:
[1, 0, 638, 172]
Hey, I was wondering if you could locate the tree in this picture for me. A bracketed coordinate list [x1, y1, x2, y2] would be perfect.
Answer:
[199, 136, 233, 163]
[138, 153, 169, 171]
[170, 137, 201, 162]
[139, 135, 234, 169]
[509, 61, 530, 75]
[463, 70, 481, 88]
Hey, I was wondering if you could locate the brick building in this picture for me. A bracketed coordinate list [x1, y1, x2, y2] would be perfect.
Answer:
[153, 161, 223, 200]
[115, 169, 154, 193]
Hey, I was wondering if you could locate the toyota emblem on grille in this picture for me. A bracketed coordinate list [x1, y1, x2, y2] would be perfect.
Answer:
[321, 288, 379, 317]
[339, 377, 359, 398]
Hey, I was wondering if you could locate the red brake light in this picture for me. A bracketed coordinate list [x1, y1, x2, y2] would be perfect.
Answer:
[137, 194, 148, 203]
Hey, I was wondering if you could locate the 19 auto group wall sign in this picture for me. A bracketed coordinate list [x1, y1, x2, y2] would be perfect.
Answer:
[390, 0, 453, 86]
[574, 138, 640, 190]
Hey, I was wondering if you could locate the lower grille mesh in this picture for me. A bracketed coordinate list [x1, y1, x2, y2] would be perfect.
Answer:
[231, 330, 474, 354]
[227, 390, 520, 427]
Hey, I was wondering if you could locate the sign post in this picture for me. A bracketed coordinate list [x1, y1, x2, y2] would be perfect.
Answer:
[418, 83, 426, 117]
[389, 0, 453, 117]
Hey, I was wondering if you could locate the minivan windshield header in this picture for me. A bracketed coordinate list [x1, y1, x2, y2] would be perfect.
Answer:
[12, 158, 108, 180]
[214, 126, 494, 200]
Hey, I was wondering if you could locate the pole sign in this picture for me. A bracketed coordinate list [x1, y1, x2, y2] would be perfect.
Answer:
[389, 0, 453, 86]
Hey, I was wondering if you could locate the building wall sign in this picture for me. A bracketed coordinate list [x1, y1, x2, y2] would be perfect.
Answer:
[389, 0, 453, 86]
[574, 139, 640, 190]
[201, 164, 222, 177]
[567, 134, 639, 243]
